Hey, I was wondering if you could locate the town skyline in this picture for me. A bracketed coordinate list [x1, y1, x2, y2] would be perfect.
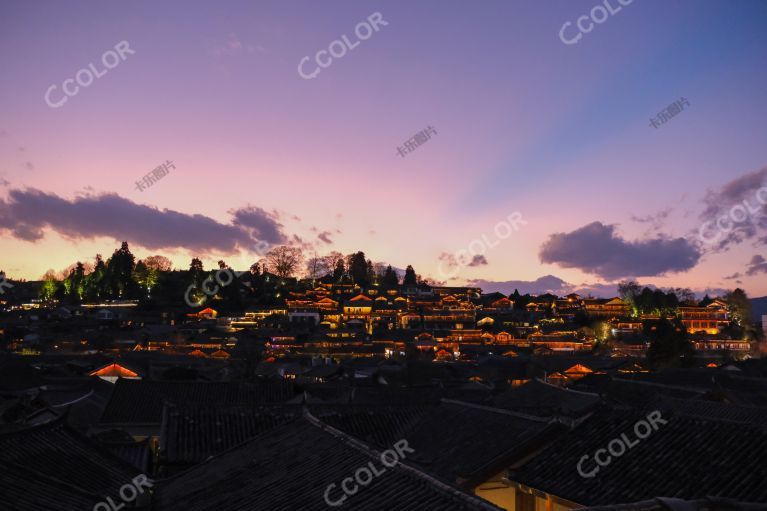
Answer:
[1, 1, 767, 296]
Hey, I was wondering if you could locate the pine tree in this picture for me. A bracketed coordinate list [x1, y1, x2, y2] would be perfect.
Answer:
[403, 265, 417, 286]
[383, 265, 399, 286]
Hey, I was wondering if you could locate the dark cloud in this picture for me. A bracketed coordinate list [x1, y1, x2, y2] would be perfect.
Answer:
[0, 188, 286, 254]
[317, 231, 333, 244]
[539, 221, 701, 280]
[698, 166, 767, 251]
[24, 162, 34, 170]
[230, 206, 286, 244]
[467, 254, 488, 267]
[746, 254, 767, 276]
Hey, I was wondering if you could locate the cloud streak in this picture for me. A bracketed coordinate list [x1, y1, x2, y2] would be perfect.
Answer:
[746, 254, 767, 276]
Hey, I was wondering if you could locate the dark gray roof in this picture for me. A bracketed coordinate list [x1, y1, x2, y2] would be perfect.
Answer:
[154, 414, 502, 510]
[159, 403, 301, 466]
[0, 460, 105, 511]
[580, 496, 767, 510]
[313, 400, 556, 487]
[0, 416, 141, 497]
[100, 379, 296, 425]
[647, 395, 767, 429]
[510, 409, 767, 506]
[492, 379, 601, 418]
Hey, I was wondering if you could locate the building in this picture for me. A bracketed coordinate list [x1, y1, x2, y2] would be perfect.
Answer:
[583, 298, 629, 319]
[678, 300, 729, 334]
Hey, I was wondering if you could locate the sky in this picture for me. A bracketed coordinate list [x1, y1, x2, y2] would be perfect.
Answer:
[1, 0, 766, 298]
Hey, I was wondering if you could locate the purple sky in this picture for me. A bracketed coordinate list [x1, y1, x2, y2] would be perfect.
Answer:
[1, 0, 766, 297]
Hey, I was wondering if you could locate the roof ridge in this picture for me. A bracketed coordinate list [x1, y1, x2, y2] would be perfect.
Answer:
[304, 408, 503, 510]
[439, 398, 551, 422]
[532, 377, 601, 397]
[612, 376, 707, 393]
[0, 410, 67, 436]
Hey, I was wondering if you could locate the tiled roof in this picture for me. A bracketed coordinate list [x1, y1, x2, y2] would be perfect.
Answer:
[573, 374, 705, 407]
[350, 385, 443, 405]
[0, 357, 45, 391]
[0, 460, 105, 511]
[160, 403, 301, 465]
[580, 496, 767, 510]
[396, 400, 556, 486]
[103, 438, 151, 473]
[313, 400, 555, 487]
[310, 404, 433, 447]
[492, 379, 601, 418]
[0, 416, 140, 497]
[509, 409, 767, 506]
[647, 395, 767, 429]
[153, 414, 503, 510]
[100, 379, 296, 424]
[625, 369, 767, 401]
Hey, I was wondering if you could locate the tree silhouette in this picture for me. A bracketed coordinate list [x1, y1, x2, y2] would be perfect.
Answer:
[263, 245, 303, 278]
[383, 265, 399, 286]
[348, 251, 368, 286]
[403, 265, 417, 286]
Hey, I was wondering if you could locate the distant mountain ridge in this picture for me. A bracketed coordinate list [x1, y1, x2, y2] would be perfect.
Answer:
[751, 296, 767, 323]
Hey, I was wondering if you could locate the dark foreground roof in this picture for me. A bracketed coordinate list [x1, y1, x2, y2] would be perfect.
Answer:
[0, 416, 141, 498]
[159, 402, 302, 465]
[311, 403, 433, 447]
[648, 395, 767, 429]
[314, 400, 558, 487]
[492, 379, 601, 418]
[573, 374, 704, 407]
[154, 413, 502, 511]
[580, 496, 767, 510]
[100, 379, 296, 424]
[510, 409, 767, 506]
[0, 460, 105, 511]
